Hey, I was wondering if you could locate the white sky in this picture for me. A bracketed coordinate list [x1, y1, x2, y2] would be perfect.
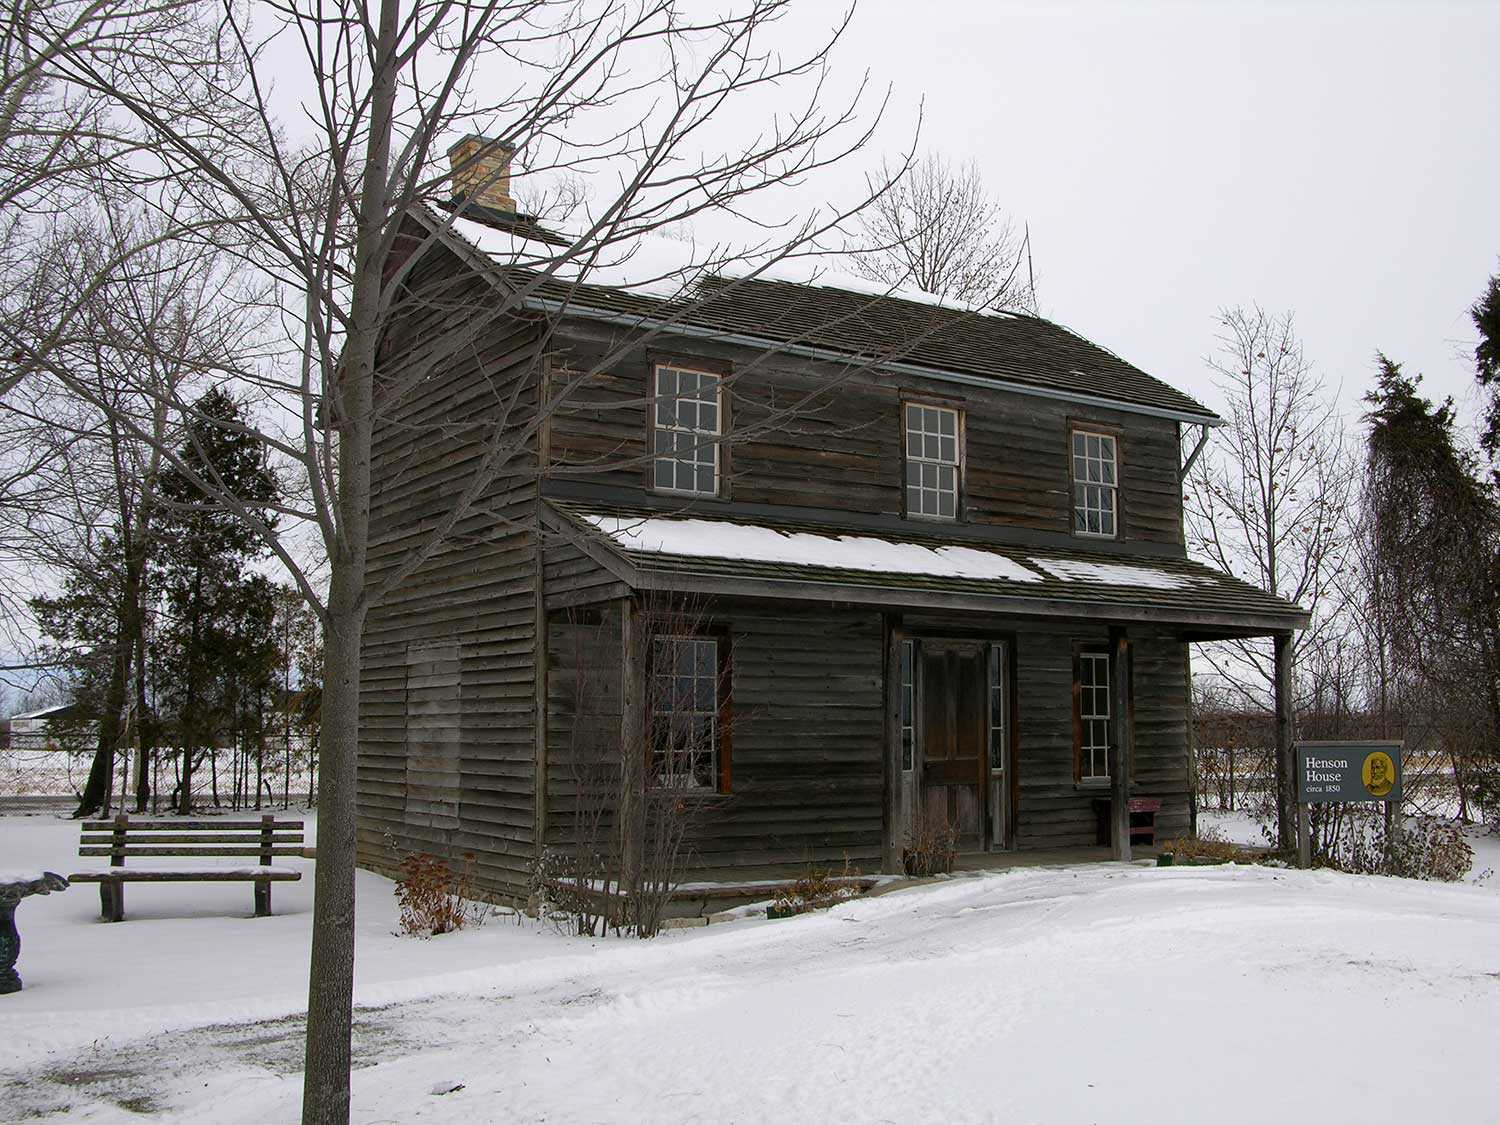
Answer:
[798, 0, 1499, 433]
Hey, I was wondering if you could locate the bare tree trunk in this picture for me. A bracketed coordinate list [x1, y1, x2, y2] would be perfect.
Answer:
[301, 594, 365, 1123]
[132, 621, 151, 811]
[301, 0, 390, 1102]
[73, 621, 129, 818]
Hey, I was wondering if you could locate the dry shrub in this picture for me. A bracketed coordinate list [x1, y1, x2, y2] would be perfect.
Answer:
[768, 860, 862, 918]
[903, 812, 958, 876]
[395, 851, 486, 936]
[1334, 814, 1472, 882]
[1160, 833, 1258, 865]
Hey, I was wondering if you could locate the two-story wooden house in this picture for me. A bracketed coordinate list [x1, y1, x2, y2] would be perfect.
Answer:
[357, 144, 1307, 902]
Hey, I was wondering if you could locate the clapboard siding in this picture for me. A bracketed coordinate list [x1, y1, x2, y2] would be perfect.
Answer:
[544, 321, 1184, 544]
[1000, 622, 1189, 849]
[541, 599, 1190, 876]
[541, 533, 630, 610]
[542, 600, 886, 879]
[358, 242, 547, 901]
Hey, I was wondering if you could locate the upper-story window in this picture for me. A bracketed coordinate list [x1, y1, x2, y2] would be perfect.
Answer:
[653, 365, 721, 496]
[904, 403, 960, 520]
[1072, 429, 1118, 537]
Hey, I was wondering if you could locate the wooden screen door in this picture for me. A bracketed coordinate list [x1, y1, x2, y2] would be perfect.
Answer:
[919, 642, 987, 848]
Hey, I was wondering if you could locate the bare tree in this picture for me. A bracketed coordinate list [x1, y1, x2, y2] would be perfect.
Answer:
[36, 2, 914, 1120]
[848, 151, 1033, 311]
[1185, 306, 1356, 846]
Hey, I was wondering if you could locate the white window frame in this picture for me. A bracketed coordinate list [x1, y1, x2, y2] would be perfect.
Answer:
[1078, 650, 1111, 783]
[900, 639, 916, 772]
[1071, 429, 1118, 538]
[904, 402, 962, 520]
[650, 635, 719, 790]
[652, 365, 722, 497]
[987, 643, 1006, 775]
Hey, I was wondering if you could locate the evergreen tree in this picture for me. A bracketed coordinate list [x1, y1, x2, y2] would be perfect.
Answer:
[1472, 268, 1500, 468]
[31, 530, 140, 815]
[153, 387, 278, 813]
[1363, 357, 1500, 806]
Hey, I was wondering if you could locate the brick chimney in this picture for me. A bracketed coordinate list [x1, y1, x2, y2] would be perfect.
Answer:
[447, 134, 516, 215]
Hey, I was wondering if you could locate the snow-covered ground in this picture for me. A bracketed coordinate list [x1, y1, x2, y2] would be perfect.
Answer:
[3, 811, 1500, 1122]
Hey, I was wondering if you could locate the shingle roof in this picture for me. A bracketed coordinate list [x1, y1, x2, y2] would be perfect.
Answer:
[424, 209, 1219, 423]
[546, 502, 1308, 634]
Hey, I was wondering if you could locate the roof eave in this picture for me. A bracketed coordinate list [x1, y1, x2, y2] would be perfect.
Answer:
[519, 293, 1225, 429]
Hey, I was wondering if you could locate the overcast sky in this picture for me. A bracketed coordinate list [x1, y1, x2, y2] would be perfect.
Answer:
[800, 0, 1499, 436]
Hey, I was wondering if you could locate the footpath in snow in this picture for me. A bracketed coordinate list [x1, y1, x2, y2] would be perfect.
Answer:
[1, 810, 1498, 1123]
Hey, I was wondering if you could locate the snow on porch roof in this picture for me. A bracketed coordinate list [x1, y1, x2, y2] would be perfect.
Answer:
[546, 503, 1310, 635]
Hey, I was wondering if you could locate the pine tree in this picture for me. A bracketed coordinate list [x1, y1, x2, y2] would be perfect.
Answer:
[1363, 356, 1500, 808]
[153, 387, 278, 813]
[1472, 268, 1500, 468]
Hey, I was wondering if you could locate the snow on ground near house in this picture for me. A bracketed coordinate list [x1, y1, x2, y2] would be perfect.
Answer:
[1197, 808, 1270, 847]
[4, 813, 1500, 1123]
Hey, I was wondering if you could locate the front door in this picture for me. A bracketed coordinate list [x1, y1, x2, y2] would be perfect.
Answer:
[919, 643, 987, 849]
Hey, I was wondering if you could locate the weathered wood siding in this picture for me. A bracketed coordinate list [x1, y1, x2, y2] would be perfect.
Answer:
[544, 321, 1184, 545]
[358, 245, 546, 901]
[541, 530, 629, 612]
[543, 600, 887, 879]
[542, 606, 624, 857]
[1002, 623, 1190, 849]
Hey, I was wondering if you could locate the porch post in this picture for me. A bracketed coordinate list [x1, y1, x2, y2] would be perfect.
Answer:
[619, 596, 643, 894]
[1273, 631, 1295, 851]
[1109, 626, 1131, 862]
[882, 613, 905, 875]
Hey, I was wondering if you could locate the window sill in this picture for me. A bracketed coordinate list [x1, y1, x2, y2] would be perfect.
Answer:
[649, 788, 733, 801]
[651, 487, 723, 501]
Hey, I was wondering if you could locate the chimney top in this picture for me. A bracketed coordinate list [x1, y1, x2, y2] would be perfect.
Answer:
[448, 134, 517, 216]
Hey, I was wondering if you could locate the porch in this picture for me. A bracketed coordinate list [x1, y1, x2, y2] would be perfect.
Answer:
[539, 500, 1310, 880]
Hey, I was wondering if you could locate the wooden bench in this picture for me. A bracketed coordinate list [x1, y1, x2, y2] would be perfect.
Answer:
[1092, 797, 1163, 848]
[70, 814, 305, 922]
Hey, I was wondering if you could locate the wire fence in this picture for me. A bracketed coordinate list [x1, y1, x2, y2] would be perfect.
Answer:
[1194, 744, 1492, 822]
[1, 736, 319, 811]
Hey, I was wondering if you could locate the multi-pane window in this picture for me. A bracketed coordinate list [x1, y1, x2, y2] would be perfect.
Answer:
[1077, 651, 1111, 782]
[653, 365, 721, 495]
[1072, 430, 1118, 537]
[900, 640, 916, 771]
[987, 644, 1006, 772]
[650, 636, 719, 789]
[904, 403, 960, 519]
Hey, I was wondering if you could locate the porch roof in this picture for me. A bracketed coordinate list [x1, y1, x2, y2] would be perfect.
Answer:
[543, 502, 1309, 638]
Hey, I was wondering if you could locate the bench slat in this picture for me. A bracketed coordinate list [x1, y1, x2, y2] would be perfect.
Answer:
[70, 869, 302, 883]
[78, 846, 310, 858]
[79, 833, 303, 846]
[80, 819, 305, 831]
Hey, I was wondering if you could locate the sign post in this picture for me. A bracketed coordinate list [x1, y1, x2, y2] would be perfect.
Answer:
[1294, 741, 1403, 869]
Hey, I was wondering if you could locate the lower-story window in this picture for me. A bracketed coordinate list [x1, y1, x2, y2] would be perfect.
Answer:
[1076, 649, 1111, 782]
[987, 643, 1006, 772]
[650, 634, 727, 791]
[901, 639, 916, 771]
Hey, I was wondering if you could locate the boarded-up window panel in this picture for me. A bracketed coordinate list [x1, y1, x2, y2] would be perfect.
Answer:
[404, 641, 462, 834]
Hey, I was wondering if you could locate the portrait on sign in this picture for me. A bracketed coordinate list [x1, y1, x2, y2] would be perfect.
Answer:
[1362, 751, 1396, 798]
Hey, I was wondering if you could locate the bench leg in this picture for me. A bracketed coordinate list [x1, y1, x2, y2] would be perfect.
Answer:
[99, 882, 123, 923]
[254, 879, 271, 918]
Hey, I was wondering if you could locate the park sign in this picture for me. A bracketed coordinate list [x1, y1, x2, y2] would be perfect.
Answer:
[1296, 741, 1403, 804]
